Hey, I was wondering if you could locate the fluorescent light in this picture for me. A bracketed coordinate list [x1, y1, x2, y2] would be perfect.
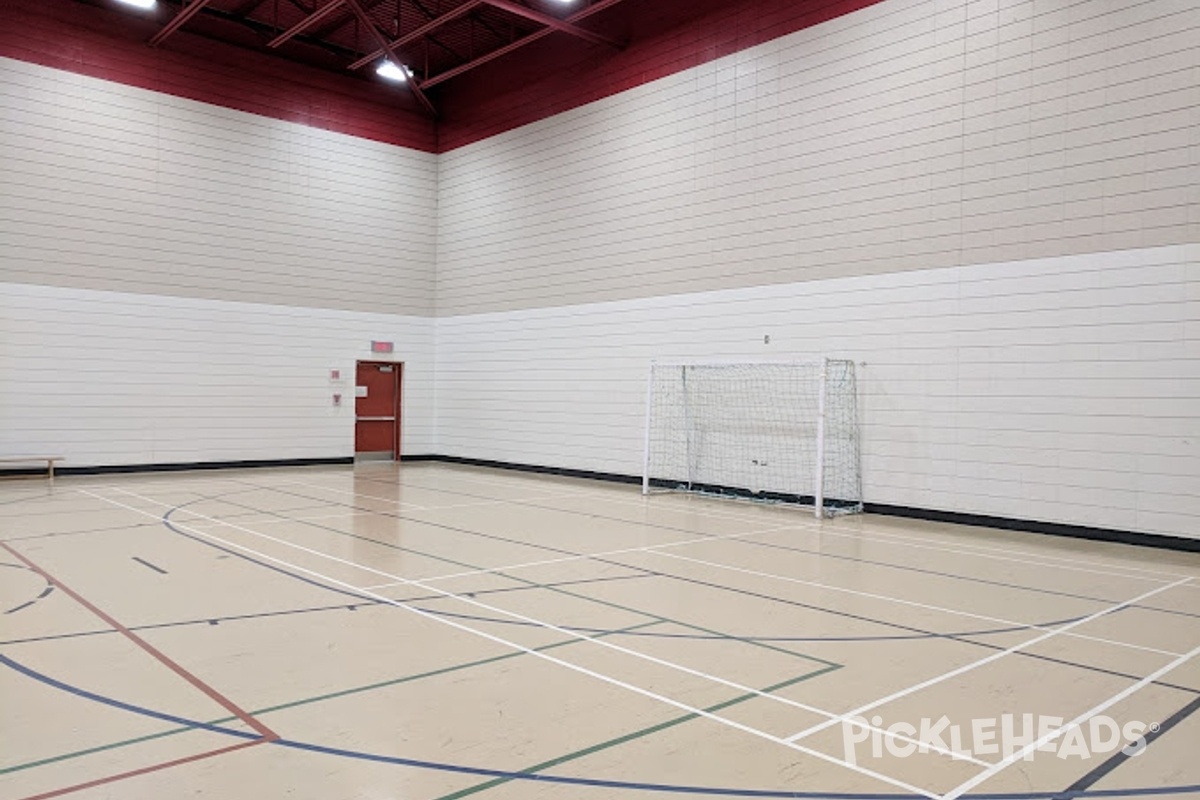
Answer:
[376, 61, 409, 82]
[115, 0, 157, 8]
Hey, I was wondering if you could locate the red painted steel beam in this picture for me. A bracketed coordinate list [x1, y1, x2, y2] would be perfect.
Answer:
[346, 0, 485, 71]
[266, 0, 347, 48]
[482, 0, 620, 49]
[419, 0, 629, 89]
[342, 0, 438, 116]
[148, 0, 216, 47]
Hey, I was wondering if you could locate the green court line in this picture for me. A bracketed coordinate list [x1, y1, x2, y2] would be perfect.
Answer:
[0, 619, 663, 776]
[0, 728, 200, 776]
[4, 492, 845, 777]
[219, 489, 840, 669]
[435, 662, 844, 800]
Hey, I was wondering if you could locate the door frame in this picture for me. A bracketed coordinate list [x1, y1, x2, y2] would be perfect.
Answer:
[354, 360, 404, 461]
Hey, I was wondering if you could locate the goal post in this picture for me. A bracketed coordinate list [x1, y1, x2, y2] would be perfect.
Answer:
[641, 358, 862, 518]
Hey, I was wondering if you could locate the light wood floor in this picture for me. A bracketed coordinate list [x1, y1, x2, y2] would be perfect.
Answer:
[2, 462, 1199, 800]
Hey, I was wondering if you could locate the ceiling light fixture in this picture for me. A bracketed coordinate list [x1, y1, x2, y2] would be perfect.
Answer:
[376, 61, 410, 82]
[114, 0, 157, 9]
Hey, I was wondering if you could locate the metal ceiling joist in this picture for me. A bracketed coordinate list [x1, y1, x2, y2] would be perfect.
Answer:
[346, 0, 486, 71]
[419, 0, 629, 89]
[266, 0, 348, 48]
[482, 0, 621, 49]
[342, 0, 439, 116]
[149, 0, 216, 46]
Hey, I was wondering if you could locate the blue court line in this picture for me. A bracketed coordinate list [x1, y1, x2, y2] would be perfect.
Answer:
[349, 472, 1200, 622]
[145, 487, 1200, 793]
[162, 492, 1200, 695]
[0, 653, 257, 740]
[2, 651, 1198, 799]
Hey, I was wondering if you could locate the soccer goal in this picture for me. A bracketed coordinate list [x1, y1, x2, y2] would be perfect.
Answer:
[641, 359, 862, 517]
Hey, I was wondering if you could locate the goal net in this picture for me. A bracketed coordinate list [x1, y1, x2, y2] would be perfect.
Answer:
[642, 359, 862, 517]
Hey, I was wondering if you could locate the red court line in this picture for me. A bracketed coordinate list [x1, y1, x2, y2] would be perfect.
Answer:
[18, 738, 267, 800]
[0, 541, 278, 740]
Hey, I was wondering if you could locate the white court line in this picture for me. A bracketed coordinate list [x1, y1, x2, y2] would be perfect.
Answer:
[81, 489, 950, 797]
[91, 486, 989, 772]
[652, 551, 1185, 657]
[253, 510, 377, 525]
[403, 465, 1190, 583]
[231, 475, 1188, 655]
[591, 490, 1193, 584]
[943, 642, 1200, 800]
[829, 526, 1199, 583]
[783, 577, 1192, 745]
[481, 469, 1198, 584]
[706, 503, 1195, 583]
[358, 523, 801, 589]
[409, 491, 611, 512]
[232, 476, 594, 515]
[242, 476, 603, 515]
[384, 468, 1194, 584]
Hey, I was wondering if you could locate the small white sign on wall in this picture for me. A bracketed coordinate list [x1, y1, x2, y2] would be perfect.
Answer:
[355, 386, 368, 398]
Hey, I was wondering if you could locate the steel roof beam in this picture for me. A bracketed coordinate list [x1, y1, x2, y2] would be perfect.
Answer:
[342, 0, 439, 116]
[266, 0, 348, 48]
[149, 0, 216, 47]
[418, 0, 628, 89]
[346, 0, 485, 71]
[482, 0, 620, 49]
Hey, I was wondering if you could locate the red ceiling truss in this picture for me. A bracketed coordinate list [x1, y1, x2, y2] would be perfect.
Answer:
[136, 0, 632, 115]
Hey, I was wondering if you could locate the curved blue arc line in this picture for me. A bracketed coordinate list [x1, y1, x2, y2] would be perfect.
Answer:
[0, 653, 258, 740]
[162, 501, 1091, 646]
[3, 651, 1197, 799]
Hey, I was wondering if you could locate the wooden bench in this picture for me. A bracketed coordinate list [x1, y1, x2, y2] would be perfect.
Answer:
[0, 456, 65, 483]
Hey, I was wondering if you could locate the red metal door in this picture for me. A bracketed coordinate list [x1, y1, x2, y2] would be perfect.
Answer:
[355, 361, 401, 458]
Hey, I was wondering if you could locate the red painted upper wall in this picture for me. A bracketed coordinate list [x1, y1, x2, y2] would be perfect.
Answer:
[435, 0, 884, 152]
[0, 0, 884, 154]
[0, 0, 438, 152]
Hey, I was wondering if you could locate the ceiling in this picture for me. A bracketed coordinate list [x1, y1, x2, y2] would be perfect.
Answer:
[73, 0, 642, 117]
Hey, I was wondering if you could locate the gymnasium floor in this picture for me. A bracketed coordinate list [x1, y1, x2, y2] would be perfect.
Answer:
[2, 463, 1199, 800]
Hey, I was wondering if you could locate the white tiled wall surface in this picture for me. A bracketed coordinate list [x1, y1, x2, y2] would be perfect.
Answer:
[437, 0, 1200, 315]
[0, 283, 435, 466]
[0, 57, 438, 315]
[2, 0, 1198, 539]
[436, 245, 1200, 540]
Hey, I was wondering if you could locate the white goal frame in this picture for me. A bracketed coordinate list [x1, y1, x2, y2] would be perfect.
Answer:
[641, 358, 862, 518]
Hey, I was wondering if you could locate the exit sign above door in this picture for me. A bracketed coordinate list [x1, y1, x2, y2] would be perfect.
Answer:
[371, 341, 394, 354]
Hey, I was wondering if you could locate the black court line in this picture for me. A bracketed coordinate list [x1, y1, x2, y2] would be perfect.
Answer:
[0, 572, 656, 646]
[4, 573, 55, 615]
[733, 534, 1200, 621]
[168, 490, 833, 667]
[2, 520, 164, 542]
[132, 556, 168, 575]
[212, 480, 1200, 694]
[40, 471, 1200, 795]
[1, 501, 344, 543]
[1060, 694, 1200, 795]
[346, 471, 1200, 621]
[90, 478, 1200, 794]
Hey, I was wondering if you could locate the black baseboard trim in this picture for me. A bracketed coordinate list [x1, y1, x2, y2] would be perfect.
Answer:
[8, 453, 1193, 553]
[0, 456, 353, 479]
[863, 502, 1200, 553]
[408, 455, 1199, 554]
[404, 454, 644, 486]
